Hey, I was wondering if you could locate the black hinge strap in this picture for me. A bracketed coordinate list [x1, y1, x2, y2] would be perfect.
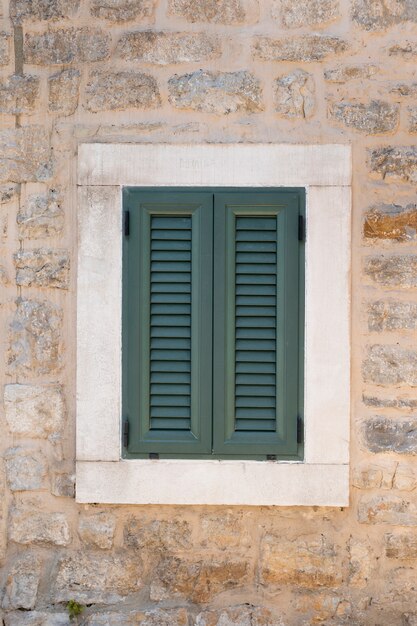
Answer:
[124, 210, 130, 236]
[298, 215, 305, 242]
[297, 416, 304, 444]
[123, 419, 129, 448]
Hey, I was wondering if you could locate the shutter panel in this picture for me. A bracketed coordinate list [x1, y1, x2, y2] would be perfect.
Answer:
[213, 192, 301, 457]
[123, 191, 213, 456]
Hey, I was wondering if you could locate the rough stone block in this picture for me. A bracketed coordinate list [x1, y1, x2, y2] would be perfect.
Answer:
[272, 0, 339, 28]
[368, 301, 417, 332]
[168, 0, 248, 24]
[5, 613, 70, 625]
[9, 510, 71, 546]
[14, 249, 70, 289]
[363, 395, 417, 410]
[364, 204, 417, 241]
[324, 64, 377, 83]
[0, 184, 18, 204]
[48, 69, 80, 115]
[0, 127, 52, 183]
[348, 538, 372, 588]
[196, 605, 282, 625]
[117, 31, 221, 64]
[4, 447, 48, 491]
[253, 35, 348, 61]
[330, 100, 399, 134]
[352, 0, 417, 31]
[53, 552, 142, 604]
[85, 71, 160, 112]
[4, 384, 65, 438]
[409, 107, 417, 134]
[51, 472, 75, 497]
[388, 42, 417, 58]
[17, 189, 64, 238]
[84, 609, 189, 625]
[150, 556, 248, 603]
[394, 465, 417, 491]
[0, 461, 7, 561]
[7, 298, 63, 375]
[78, 512, 116, 549]
[352, 464, 383, 489]
[0, 75, 39, 114]
[91, 0, 154, 21]
[0, 33, 10, 66]
[358, 495, 417, 525]
[200, 510, 250, 550]
[364, 255, 417, 288]
[24, 28, 110, 65]
[2, 553, 41, 610]
[124, 517, 191, 552]
[260, 534, 342, 588]
[386, 532, 417, 558]
[369, 146, 417, 184]
[361, 416, 417, 454]
[168, 70, 263, 114]
[390, 83, 417, 97]
[274, 69, 315, 118]
[363, 345, 417, 386]
[10, 0, 79, 23]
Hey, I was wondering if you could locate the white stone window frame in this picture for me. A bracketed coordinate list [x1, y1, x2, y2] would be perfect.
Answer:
[76, 143, 351, 506]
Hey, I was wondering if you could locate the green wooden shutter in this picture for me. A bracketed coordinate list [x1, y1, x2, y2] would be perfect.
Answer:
[123, 191, 213, 456]
[213, 192, 302, 457]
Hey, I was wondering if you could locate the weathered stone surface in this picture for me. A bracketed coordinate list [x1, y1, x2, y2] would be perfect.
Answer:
[86, 71, 160, 112]
[349, 538, 372, 588]
[274, 69, 315, 118]
[5, 612, 70, 626]
[0, 461, 7, 561]
[358, 495, 417, 525]
[124, 517, 191, 552]
[151, 557, 248, 603]
[24, 28, 110, 65]
[253, 35, 348, 62]
[386, 531, 417, 558]
[260, 534, 341, 588]
[409, 107, 417, 133]
[2, 553, 41, 609]
[4, 384, 65, 438]
[369, 146, 417, 183]
[330, 100, 398, 134]
[362, 416, 417, 454]
[200, 510, 250, 550]
[8, 299, 63, 375]
[390, 83, 417, 97]
[196, 605, 282, 625]
[324, 64, 377, 83]
[364, 204, 417, 241]
[0, 33, 10, 66]
[17, 189, 64, 238]
[388, 42, 417, 58]
[84, 609, 189, 626]
[0, 127, 52, 183]
[91, 0, 154, 21]
[9, 510, 71, 545]
[352, 0, 417, 31]
[272, 0, 339, 28]
[4, 447, 47, 491]
[48, 69, 80, 115]
[117, 31, 221, 64]
[14, 249, 70, 289]
[168, 70, 262, 114]
[294, 593, 352, 623]
[352, 464, 383, 489]
[168, 0, 247, 24]
[368, 301, 417, 332]
[363, 345, 417, 386]
[394, 465, 417, 491]
[0, 75, 39, 114]
[51, 472, 74, 497]
[53, 552, 142, 603]
[0, 183, 18, 204]
[79, 513, 116, 549]
[10, 0, 79, 23]
[363, 394, 417, 409]
[364, 255, 417, 288]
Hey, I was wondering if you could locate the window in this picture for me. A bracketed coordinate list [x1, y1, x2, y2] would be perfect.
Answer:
[123, 190, 304, 459]
[76, 143, 351, 506]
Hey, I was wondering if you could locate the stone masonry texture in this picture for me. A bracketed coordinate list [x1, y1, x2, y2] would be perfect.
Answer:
[0, 0, 417, 624]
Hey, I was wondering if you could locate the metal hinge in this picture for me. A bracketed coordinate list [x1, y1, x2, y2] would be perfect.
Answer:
[123, 419, 129, 448]
[298, 215, 305, 242]
[124, 210, 130, 236]
[149, 452, 159, 459]
[297, 416, 304, 444]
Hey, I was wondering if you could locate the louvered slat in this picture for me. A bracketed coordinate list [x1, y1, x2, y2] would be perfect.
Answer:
[234, 216, 277, 433]
[150, 215, 192, 432]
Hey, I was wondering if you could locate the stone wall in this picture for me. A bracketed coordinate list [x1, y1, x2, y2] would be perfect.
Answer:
[0, 0, 417, 624]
